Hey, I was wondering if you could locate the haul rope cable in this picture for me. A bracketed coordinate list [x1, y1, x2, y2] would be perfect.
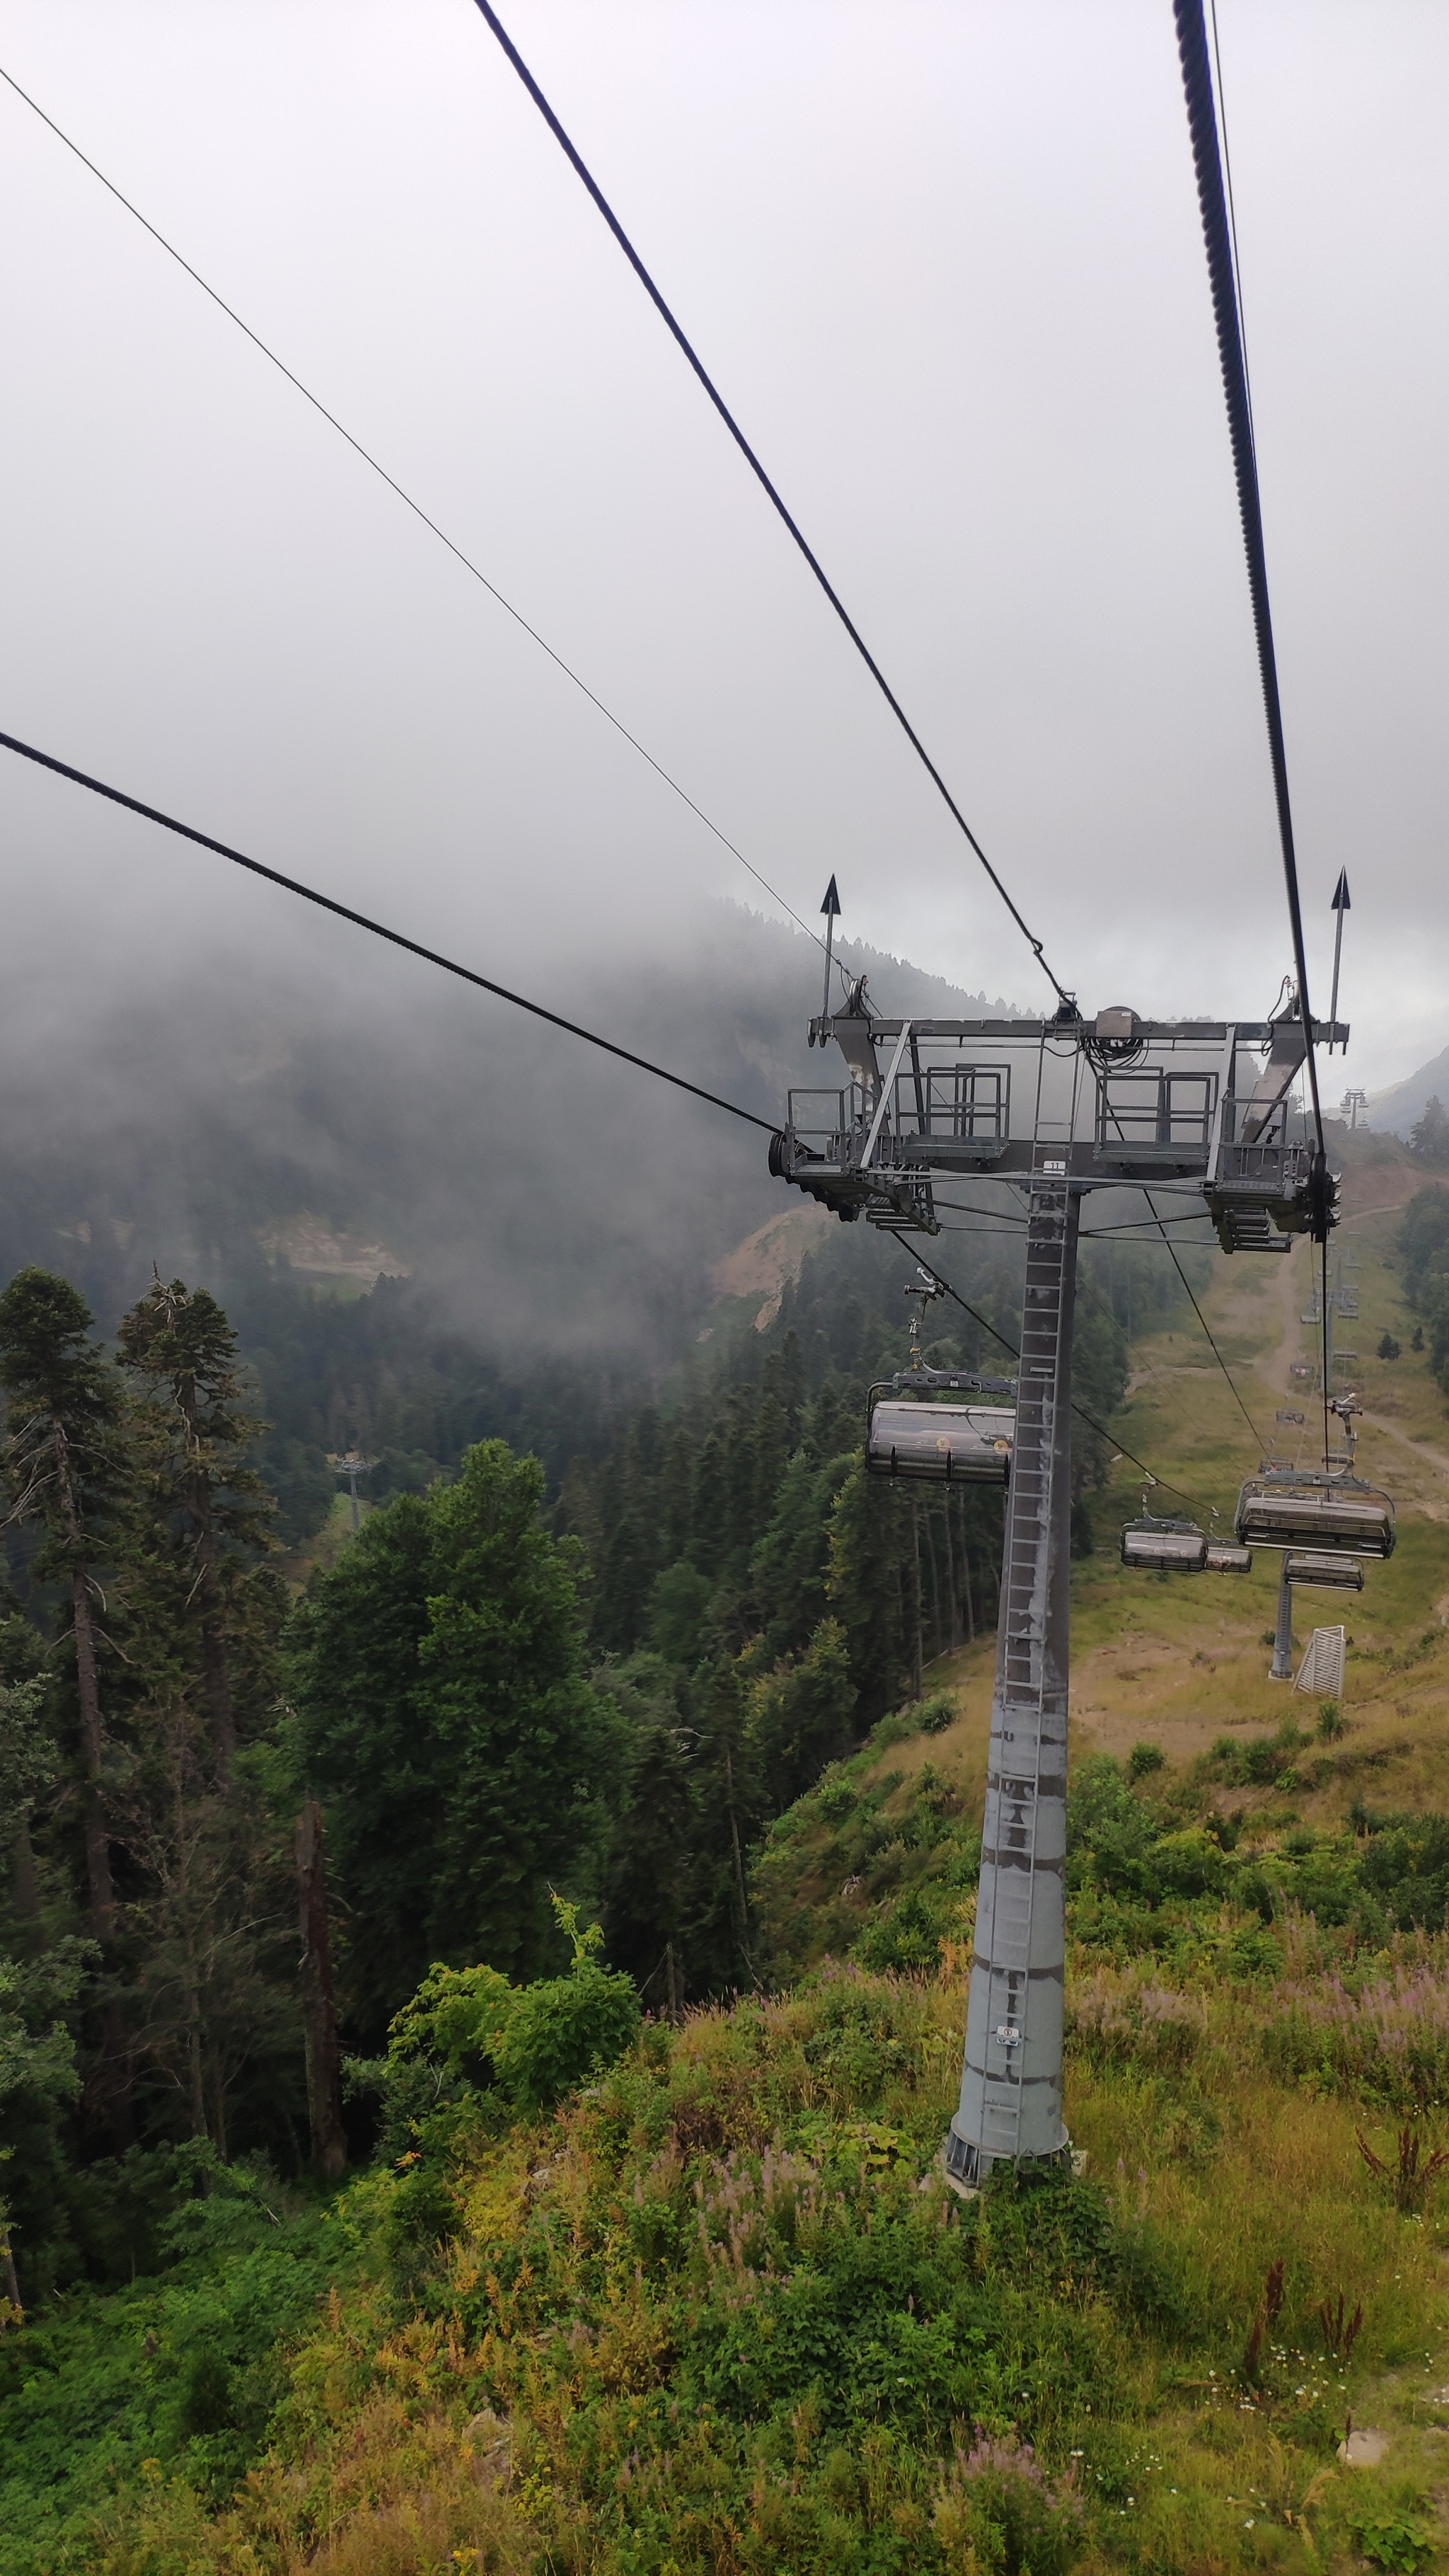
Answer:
[470, 0, 1075, 1010]
[0, 62, 846, 996]
[886, 1230, 1211, 1513]
[6, 31, 1287, 1483]
[0, 724, 1210, 1509]
[0, 729, 778, 1135]
[462, 0, 1253, 1506]
[1173, 0, 1333, 1465]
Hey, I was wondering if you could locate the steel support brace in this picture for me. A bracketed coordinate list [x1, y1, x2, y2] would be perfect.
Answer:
[945, 1167, 1078, 2185]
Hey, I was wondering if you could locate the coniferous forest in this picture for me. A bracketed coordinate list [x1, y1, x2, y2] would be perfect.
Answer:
[11, 1177, 1449, 2575]
[0, 1212, 1150, 2289]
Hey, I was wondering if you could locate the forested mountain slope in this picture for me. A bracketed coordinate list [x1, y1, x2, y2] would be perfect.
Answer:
[0, 900, 1018, 1540]
[7, 1143, 1449, 2575]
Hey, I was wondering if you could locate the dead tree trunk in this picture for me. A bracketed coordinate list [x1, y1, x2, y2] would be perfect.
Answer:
[295, 1798, 346, 2181]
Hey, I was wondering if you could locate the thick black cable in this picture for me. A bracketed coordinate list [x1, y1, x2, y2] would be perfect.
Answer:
[0, 729, 777, 1134]
[887, 1231, 1209, 1512]
[0, 62, 843, 988]
[469, 0, 1073, 1010]
[1320, 1232, 1332, 1473]
[1207, 0, 1257, 459]
[1173, 1, 1325, 1167]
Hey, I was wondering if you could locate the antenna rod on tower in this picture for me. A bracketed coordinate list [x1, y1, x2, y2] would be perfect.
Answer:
[820, 875, 841, 1020]
[1327, 871, 1350, 1056]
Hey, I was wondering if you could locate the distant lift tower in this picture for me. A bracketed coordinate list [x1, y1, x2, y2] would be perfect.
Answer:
[768, 981, 1342, 2185]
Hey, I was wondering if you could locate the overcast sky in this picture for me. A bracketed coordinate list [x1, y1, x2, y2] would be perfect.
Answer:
[1, 0, 1445, 1094]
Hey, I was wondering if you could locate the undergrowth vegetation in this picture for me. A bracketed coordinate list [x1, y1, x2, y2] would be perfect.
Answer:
[9, 1859, 1449, 2572]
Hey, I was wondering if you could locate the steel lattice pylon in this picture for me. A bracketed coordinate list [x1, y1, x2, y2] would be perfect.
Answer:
[945, 1164, 1078, 2183]
[768, 989, 1346, 2190]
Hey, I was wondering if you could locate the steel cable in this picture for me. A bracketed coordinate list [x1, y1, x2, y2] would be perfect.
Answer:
[470, 0, 1074, 1008]
[887, 1230, 1212, 1513]
[0, 60, 845, 990]
[1172, 0, 1327, 1170]
[0, 729, 778, 1135]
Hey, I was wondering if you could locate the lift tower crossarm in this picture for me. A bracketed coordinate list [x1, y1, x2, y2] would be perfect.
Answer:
[807, 1016, 1346, 1049]
[775, 1012, 1346, 1235]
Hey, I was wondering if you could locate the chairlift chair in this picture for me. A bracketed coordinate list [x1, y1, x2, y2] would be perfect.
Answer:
[1119, 1514, 1208, 1573]
[1283, 1551, 1365, 1593]
[866, 1396, 1015, 1482]
[1205, 1540, 1253, 1574]
[1234, 1474, 1395, 1559]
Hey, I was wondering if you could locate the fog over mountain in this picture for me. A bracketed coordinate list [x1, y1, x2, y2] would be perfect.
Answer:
[1, 0, 1444, 1099]
[0, 893, 1018, 1362]
[1368, 1044, 1449, 1143]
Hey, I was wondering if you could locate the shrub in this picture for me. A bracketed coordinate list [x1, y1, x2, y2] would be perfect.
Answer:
[374, 1897, 641, 2132]
[497, 1952, 640, 2116]
[853, 1885, 952, 1973]
[1263, 1956, 1449, 2106]
[1349, 2508, 1437, 2573]
[933, 2430, 1084, 2576]
[1127, 1740, 1165, 1781]
[1068, 1965, 1208, 2071]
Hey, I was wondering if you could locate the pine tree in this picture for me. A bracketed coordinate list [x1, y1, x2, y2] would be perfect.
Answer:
[1411, 1095, 1449, 1166]
[117, 1276, 280, 1772]
[288, 1440, 628, 2038]
[0, 1271, 132, 2137]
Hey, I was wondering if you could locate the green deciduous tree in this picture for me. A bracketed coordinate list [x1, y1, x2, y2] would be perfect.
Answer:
[287, 1440, 626, 2041]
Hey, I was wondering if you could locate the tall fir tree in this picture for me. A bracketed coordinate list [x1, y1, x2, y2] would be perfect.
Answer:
[0, 1270, 133, 2140]
[117, 1276, 281, 1770]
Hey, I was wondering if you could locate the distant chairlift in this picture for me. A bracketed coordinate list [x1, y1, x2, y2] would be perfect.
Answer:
[1205, 1540, 1253, 1574]
[1283, 1550, 1365, 1593]
[1119, 1515, 1252, 1574]
[1119, 1514, 1209, 1573]
[1235, 1473, 1395, 1559]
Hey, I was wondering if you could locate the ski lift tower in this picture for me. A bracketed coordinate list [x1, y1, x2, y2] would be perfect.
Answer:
[330, 1451, 376, 1532]
[768, 976, 1343, 2185]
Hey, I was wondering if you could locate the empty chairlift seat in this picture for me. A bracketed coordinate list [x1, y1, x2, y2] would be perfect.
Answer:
[1235, 1477, 1395, 1559]
[866, 1399, 1014, 1482]
[1283, 1551, 1365, 1593]
[1119, 1516, 1208, 1573]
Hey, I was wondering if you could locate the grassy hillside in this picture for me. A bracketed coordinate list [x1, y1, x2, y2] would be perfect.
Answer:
[8, 1145, 1449, 2575]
